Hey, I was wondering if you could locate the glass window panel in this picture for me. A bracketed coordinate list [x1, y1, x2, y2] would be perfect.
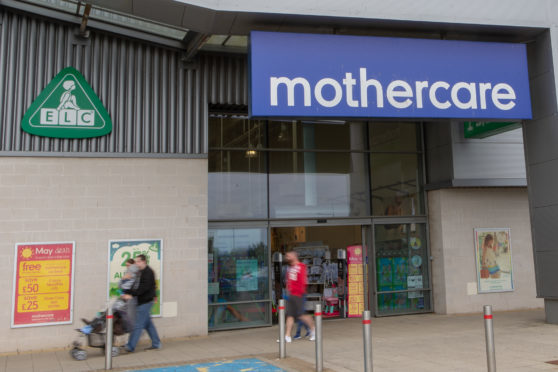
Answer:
[209, 114, 266, 149]
[209, 150, 267, 220]
[268, 121, 367, 151]
[208, 301, 270, 330]
[269, 152, 369, 218]
[370, 122, 419, 152]
[370, 153, 424, 216]
[377, 291, 431, 315]
[208, 228, 269, 305]
[374, 223, 430, 315]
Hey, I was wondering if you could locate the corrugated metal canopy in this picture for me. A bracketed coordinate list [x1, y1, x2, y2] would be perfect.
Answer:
[17, 0, 189, 40]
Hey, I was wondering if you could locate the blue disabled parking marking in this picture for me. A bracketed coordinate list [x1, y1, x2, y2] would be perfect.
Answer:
[131, 358, 286, 372]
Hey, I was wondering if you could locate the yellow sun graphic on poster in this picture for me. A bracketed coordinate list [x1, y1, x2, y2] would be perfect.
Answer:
[355, 248, 361, 255]
[21, 248, 33, 259]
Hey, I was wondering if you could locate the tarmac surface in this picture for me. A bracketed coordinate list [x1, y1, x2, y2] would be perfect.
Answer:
[2, 309, 558, 372]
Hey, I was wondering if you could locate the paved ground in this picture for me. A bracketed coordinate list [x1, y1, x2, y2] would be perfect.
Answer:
[2, 309, 558, 372]
[130, 358, 287, 372]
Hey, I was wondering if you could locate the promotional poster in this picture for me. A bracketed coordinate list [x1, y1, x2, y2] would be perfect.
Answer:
[12, 242, 75, 328]
[347, 245, 365, 317]
[108, 239, 163, 316]
[474, 228, 514, 293]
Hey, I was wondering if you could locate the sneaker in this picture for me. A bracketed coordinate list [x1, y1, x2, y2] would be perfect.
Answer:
[276, 336, 292, 343]
[309, 331, 315, 341]
[120, 346, 133, 354]
[144, 345, 162, 351]
[304, 331, 311, 338]
[293, 334, 302, 340]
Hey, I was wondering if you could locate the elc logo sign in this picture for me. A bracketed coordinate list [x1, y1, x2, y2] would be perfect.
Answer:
[21, 67, 112, 138]
[249, 32, 532, 119]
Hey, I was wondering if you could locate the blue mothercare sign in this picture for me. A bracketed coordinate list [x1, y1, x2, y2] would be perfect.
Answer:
[249, 31, 532, 119]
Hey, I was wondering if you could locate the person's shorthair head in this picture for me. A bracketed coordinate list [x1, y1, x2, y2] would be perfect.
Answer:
[136, 254, 147, 263]
[135, 254, 148, 268]
[285, 251, 298, 264]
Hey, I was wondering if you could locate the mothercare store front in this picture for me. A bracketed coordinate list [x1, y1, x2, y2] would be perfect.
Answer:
[207, 31, 531, 330]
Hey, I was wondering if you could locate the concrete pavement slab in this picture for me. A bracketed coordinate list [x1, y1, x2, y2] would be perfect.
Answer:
[32, 352, 63, 372]
[5, 310, 558, 372]
[6, 354, 33, 371]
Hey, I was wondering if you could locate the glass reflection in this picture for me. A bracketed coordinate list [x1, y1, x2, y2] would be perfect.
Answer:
[209, 115, 266, 149]
[208, 302, 269, 330]
[208, 228, 269, 329]
[374, 223, 430, 315]
[208, 228, 269, 304]
[269, 152, 370, 218]
[369, 122, 419, 152]
[268, 121, 366, 151]
[208, 150, 267, 220]
[370, 153, 424, 216]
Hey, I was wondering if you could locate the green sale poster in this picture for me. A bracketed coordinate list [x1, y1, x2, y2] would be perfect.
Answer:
[108, 239, 163, 316]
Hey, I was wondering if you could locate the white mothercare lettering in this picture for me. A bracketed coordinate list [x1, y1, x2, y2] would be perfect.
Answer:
[269, 68, 517, 111]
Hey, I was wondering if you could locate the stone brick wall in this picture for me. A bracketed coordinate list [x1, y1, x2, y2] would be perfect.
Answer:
[428, 188, 542, 314]
[0, 157, 207, 352]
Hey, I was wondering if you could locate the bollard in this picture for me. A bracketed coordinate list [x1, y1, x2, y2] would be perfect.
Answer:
[315, 304, 323, 372]
[105, 305, 114, 370]
[279, 299, 286, 359]
[484, 305, 496, 372]
[362, 310, 373, 372]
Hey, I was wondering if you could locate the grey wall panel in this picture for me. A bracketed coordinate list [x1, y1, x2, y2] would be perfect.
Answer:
[527, 30, 554, 80]
[452, 142, 527, 179]
[523, 115, 558, 165]
[523, 29, 558, 301]
[451, 123, 526, 181]
[424, 121, 453, 185]
[526, 159, 558, 208]
[529, 71, 558, 121]
[0, 9, 208, 156]
[531, 251, 558, 298]
[531, 205, 558, 253]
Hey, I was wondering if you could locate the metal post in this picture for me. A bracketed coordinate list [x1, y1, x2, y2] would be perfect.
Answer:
[337, 249, 347, 318]
[361, 231, 369, 311]
[363, 310, 373, 372]
[279, 299, 286, 359]
[484, 305, 496, 372]
[315, 304, 323, 372]
[105, 305, 114, 370]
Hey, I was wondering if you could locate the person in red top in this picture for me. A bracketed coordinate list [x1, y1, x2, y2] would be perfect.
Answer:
[284, 251, 315, 343]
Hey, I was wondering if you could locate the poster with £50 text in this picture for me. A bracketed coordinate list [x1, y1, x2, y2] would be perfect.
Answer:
[12, 242, 75, 328]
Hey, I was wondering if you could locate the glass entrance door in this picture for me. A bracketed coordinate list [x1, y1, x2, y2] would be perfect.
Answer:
[270, 224, 366, 319]
[208, 227, 271, 330]
[373, 222, 431, 315]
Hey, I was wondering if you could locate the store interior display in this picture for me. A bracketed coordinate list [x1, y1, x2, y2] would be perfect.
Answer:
[293, 244, 342, 316]
[271, 226, 360, 319]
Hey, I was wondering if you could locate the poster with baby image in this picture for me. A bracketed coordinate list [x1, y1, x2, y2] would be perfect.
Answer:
[474, 228, 513, 293]
[108, 239, 162, 316]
